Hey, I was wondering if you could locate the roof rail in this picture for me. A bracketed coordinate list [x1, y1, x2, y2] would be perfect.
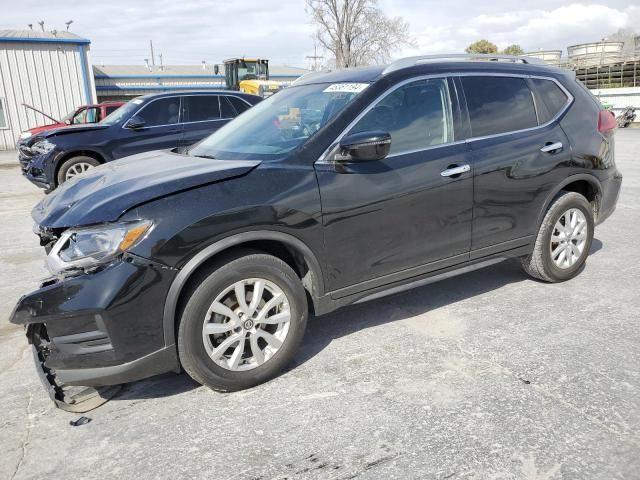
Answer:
[382, 54, 547, 75]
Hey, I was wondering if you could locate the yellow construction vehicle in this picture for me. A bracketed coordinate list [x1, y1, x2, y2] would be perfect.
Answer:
[223, 58, 282, 98]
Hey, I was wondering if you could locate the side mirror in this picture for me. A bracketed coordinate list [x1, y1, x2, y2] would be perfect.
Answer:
[125, 116, 146, 130]
[337, 131, 391, 162]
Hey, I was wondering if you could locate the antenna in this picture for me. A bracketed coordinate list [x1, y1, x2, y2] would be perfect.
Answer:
[149, 40, 155, 66]
[65, 20, 73, 31]
[306, 42, 324, 71]
[38, 20, 45, 32]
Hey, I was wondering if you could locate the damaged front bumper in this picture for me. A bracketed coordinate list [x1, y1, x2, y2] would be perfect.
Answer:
[19, 149, 55, 190]
[27, 323, 122, 412]
[11, 256, 181, 411]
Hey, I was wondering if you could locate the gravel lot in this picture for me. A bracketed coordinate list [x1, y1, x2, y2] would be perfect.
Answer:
[1, 130, 639, 480]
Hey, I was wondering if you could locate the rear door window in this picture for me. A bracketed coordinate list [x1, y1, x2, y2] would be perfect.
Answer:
[530, 78, 569, 124]
[226, 96, 251, 115]
[183, 95, 221, 123]
[220, 96, 236, 118]
[461, 76, 537, 137]
[137, 97, 181, 126]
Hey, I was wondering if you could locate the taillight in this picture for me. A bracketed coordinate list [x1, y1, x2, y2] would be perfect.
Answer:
[598, 110, 617, 133]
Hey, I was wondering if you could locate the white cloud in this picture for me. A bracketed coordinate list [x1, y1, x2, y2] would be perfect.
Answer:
[0, 0, 637, 66]
[397, 3, 637, 57]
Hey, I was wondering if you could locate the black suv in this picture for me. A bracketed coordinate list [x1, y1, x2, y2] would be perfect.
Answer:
[18, 91, 261, 190]
[11, 55, 622, 408]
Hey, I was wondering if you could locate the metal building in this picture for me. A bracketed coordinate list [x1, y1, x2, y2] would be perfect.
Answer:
[0, 30, 96, 150]
[93, 64, 309, 101]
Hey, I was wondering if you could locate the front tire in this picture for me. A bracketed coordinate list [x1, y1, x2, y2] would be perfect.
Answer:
[521, 191, 594, 282]
[177, 253, 308, 392]
[57, 156, 100, 185]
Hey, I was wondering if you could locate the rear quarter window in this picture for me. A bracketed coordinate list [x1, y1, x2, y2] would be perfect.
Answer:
[530, 78, 569, 124]
[226, 96, 251, 115]
[461, 76, 537, 137]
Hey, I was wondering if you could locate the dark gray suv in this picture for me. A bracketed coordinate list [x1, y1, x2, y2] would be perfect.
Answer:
[18, 91, 262, 190]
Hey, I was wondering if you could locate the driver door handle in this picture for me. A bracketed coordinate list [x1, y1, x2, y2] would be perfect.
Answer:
[440, 164, 470, 177]
[540, 142, 563, 153]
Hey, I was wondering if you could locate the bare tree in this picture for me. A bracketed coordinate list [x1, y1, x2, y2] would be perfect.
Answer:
[306, 0, 413, 68]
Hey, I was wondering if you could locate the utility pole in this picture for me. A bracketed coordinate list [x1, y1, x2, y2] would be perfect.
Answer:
[305, 43, 324, 71]
[149, 40, 155, 66]
[159, 53, 163, 71]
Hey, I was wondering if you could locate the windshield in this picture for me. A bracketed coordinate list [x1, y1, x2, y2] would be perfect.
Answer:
[101, 99, 143, 125]
[188, 82, 369, 160]
[238, 61, 267, 81]
[61, 109, 78, 124]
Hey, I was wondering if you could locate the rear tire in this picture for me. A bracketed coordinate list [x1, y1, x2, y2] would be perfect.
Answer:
[177, 253, 308, 392]
[521, 191, 594, 282]
[57, 156, 100, 185]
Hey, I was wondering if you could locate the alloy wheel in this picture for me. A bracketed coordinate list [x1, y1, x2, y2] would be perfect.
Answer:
[550, 208, 588, 269]
[202, 278, 291, 371]
[65, 162, 94, 180]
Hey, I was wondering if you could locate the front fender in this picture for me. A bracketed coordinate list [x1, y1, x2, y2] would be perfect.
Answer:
[161, 230, 325, 348]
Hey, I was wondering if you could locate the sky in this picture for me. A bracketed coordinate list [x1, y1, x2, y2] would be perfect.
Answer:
[0, 0, 638, 68]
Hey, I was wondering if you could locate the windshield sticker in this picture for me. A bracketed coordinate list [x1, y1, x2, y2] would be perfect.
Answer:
[323, 83, 369, 93]
[132, 99, 143, 104]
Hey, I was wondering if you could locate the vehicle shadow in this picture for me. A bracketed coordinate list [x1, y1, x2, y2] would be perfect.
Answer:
[289, 258, 529, 370]
[112, 240, 603, 402]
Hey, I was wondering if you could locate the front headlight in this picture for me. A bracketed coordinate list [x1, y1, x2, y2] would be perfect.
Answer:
[31, 139, 56, 154]
[47, 220, 153, 275]
[19, 131, 33, 140]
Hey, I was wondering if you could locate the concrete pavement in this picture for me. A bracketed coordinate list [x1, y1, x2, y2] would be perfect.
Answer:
[1, 131, 638, 480]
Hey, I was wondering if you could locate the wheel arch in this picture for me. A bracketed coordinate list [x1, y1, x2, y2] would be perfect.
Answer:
[162, 230, 325, 348]
[54, 149, 106, 186]
[536, 174, 603, 228]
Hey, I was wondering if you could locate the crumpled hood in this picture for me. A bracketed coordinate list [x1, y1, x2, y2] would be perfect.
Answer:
[32, 150, 260, 228]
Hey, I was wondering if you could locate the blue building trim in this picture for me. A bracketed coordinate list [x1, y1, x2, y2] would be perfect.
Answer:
[78, 45, 93, 103]
[94, 74, 225, 79]
[0, 36, 91, 45]
[93, 74, 300, 79]
[95, 85, 229, 91]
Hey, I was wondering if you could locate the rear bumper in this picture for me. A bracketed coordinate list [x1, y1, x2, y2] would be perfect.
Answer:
[596, 169, 623, 225]
[10, 256, 180, 389]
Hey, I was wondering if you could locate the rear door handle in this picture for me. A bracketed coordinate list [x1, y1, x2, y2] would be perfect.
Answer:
[440, 164, 470, 177]
[540, 142, 563, 153]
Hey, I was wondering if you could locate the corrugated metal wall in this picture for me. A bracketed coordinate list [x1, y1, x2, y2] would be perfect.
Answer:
[0, 41, 95, 150]
[592, 87, 640, 119]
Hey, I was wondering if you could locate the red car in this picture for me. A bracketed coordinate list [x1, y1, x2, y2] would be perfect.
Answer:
[18, 102, 125, 141]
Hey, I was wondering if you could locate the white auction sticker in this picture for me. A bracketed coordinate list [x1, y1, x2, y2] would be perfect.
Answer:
[323, 83, 369, 93]
[132, 99, 144, 104]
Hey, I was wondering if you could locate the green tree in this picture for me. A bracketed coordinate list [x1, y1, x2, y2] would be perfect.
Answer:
[465, 39, 498, 54]
[502, 44, 524, 56]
